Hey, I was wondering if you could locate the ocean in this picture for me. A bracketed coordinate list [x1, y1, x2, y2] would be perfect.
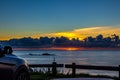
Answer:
[13, 50, 120, 77]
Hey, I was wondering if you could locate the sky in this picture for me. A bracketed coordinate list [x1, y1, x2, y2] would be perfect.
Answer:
[0, 0, 120, 40]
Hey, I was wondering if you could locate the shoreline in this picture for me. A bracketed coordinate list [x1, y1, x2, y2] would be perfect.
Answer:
[13, 47, 120, 51]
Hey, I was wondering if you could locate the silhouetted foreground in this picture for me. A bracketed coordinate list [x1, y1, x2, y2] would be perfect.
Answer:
[0, 34, 120, 48]
[29, 62, 120, 80]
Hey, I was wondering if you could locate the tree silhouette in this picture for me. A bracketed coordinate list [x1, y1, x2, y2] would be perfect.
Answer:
[0, 34, 120, 48]
[96, 34, 103, 42]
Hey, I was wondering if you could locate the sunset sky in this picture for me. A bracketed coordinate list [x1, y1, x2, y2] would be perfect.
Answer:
[0, 0, 120, 40]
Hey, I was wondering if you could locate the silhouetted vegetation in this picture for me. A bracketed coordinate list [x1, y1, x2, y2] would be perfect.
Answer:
[84, 34, 120, 48]
[0, 34, 120, 48]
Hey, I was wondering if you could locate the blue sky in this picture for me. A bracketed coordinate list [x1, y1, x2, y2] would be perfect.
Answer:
[0, 0, 120, 40]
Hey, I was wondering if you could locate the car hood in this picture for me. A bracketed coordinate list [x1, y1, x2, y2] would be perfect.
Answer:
[0, 54, 28, 68]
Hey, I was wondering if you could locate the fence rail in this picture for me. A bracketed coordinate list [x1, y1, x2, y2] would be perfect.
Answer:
[65, 64, 119, 71]
[29, 63, 63, 67]
[29, 62, 120, 79]
[29, 62, 63, 75]
[65, 63, 120, 78]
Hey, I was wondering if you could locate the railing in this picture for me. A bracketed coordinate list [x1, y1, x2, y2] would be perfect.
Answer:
[29, 62, 63, 75]
[65, 63, 120, 78]
[29, 62, 120, 79]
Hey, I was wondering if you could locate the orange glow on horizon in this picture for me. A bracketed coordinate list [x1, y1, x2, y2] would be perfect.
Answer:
[0, 26, 120, 40]
[66, 47, 80, 51]
[50, 47, 80, 51]
[54, 32, 80, 40]
[13, 47, 120, 51]
[13, 47, 83, 51]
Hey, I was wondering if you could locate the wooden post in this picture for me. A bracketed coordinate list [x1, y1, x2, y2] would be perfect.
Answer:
[48, 67, 50, 73]
[52, 62, 57, 76]
[72, 63, 76, 77]
[118, 65, 120, 80]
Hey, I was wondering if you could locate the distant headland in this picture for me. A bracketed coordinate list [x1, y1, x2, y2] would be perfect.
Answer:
[0, 34, 120, 49]
[13, 47, 120, 51]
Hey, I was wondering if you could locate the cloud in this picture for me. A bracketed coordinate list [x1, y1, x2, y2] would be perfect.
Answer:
[1, 25, 120, 40]
[37, 26, 120, 40]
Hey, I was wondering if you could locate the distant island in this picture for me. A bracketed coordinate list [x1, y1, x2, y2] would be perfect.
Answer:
[0, 34, 120, 49]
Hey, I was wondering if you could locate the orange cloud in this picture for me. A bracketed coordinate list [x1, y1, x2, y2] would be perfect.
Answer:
[0, 26, 120, 40]
[36, 26, 120, 40]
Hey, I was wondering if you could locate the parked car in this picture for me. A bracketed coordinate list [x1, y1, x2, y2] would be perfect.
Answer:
[0, 46, 30, 80]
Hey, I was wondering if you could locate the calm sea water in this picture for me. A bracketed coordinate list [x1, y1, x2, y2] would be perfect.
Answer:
[13, 50, 120, 77]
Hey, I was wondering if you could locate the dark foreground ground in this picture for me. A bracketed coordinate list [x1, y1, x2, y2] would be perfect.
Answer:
[30, 72, 119, 80]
